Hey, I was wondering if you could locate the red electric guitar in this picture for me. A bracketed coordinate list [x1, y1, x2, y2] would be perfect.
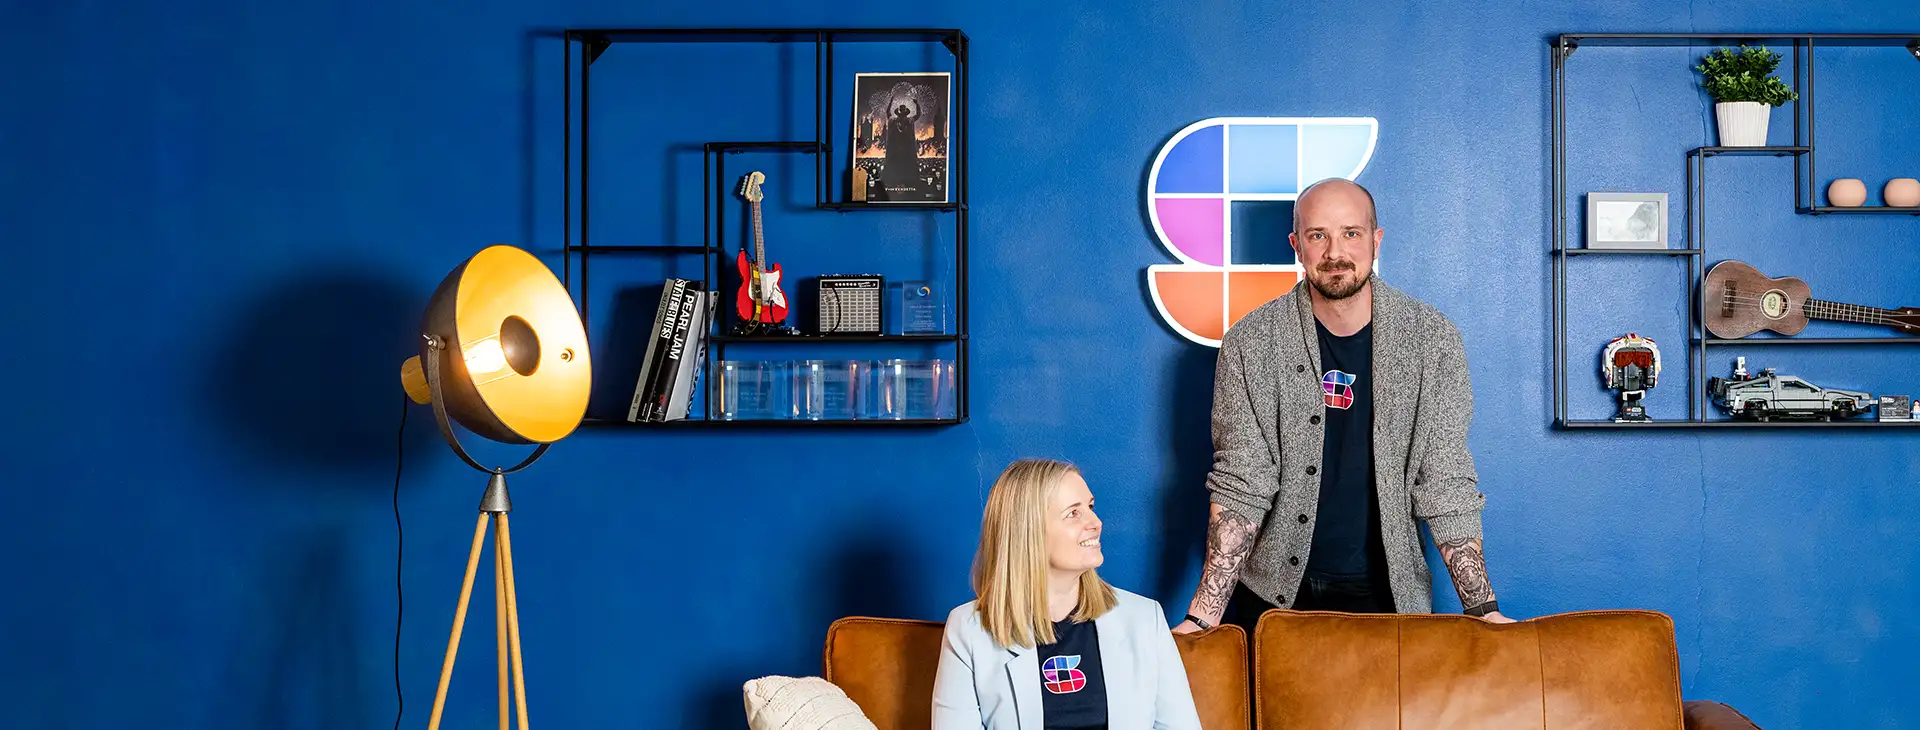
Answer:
[734, 171, 789, 327]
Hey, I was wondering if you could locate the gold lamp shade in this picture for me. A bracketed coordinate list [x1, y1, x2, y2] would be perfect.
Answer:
[400, 244, 591, 445]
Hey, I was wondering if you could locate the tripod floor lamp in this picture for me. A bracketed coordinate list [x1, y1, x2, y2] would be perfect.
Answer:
[399, 244, 591, 730]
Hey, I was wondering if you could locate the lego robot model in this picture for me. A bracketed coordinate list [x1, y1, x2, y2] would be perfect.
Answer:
[1601, 333, 1661, 422]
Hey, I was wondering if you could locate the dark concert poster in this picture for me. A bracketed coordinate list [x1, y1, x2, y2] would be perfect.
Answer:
[850, 72, 950, 203]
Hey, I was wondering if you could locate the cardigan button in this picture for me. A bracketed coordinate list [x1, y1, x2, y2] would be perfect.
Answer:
[1289, 556, 1300, 566]
[1296, 514, 1308, 524]
[1310, 415, 1321, 425]
[1297, 364, 1305, 373]
[1277, 594, 1288, 605]
[1305, 465, 1318, 476]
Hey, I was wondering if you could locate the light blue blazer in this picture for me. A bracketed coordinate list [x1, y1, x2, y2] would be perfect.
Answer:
[930, 587, 1203, 730]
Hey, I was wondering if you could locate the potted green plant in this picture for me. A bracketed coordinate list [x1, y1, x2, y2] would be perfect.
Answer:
[1696, 45, 1799, 147]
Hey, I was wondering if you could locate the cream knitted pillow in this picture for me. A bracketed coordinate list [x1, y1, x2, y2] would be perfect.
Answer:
[741, 676, 879, 730]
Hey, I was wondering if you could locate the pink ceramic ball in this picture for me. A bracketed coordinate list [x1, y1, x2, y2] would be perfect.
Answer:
[1886, 178, 1920, 208]
[1828, 178, 1868, 207]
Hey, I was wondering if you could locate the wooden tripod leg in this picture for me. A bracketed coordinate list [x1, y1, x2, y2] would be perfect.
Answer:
[497, 513, 530, 730]
[427, 513, 493, 730]
[495, 521, 510, 730]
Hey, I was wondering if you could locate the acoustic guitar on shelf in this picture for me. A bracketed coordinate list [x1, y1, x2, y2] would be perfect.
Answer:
[733, 171, 789, 328]
[1702, 259, 1920, 339]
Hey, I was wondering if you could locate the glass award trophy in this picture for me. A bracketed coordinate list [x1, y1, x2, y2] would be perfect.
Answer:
[896, 280, 945, 335]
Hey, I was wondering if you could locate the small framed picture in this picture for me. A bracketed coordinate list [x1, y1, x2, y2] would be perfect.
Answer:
[851, 72, 951, 204]
[1585, 192, 1669, 250]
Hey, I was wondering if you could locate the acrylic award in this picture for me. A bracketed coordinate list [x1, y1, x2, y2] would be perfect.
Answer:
[897, 280, 945, 335]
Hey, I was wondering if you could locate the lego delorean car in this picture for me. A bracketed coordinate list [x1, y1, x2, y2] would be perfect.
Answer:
[1708, 357, 1873, 421]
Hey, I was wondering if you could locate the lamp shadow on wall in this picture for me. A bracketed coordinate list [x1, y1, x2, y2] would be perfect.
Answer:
[216, 527, 368, 729]
[586, 282, 670, 421]
[690, 522, 921, 730]
[203, 266, 440, 483]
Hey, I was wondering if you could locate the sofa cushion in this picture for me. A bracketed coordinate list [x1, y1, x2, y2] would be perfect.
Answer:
[742, 675, 880, 730]
[1253, 609, 1685, 730]
[823, 615, 1251, 730]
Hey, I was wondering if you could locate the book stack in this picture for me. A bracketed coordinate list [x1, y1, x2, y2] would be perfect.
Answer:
[627, 278, 712, 422]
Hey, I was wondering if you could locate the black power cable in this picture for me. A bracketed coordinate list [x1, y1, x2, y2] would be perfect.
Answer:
[393, 394, 407, 730]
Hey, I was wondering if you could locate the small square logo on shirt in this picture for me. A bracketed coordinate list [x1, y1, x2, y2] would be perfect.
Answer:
[1322, 369, 1357, 409]
[1041, 655, 1087, 694]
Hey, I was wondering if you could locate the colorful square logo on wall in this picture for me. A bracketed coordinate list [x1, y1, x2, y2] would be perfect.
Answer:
[1145, 117, 1379, 347]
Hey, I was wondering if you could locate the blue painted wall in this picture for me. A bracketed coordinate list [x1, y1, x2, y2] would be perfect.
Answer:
[5, 1, 1917, 728]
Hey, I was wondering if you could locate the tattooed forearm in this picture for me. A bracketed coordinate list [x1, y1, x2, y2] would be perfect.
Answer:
[1437, 537, 1495, 609]
[1190, 504, 1259, 622]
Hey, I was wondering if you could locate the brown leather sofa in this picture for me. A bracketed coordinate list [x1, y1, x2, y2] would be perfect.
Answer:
[822, 608, 1761, 729]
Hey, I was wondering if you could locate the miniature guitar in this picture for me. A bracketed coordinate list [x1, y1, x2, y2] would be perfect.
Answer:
[734, 171, 789, 326]
[1703, 259, 1920, 338]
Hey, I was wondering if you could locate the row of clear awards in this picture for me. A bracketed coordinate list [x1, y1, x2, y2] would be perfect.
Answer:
[716, 358, 957, 421]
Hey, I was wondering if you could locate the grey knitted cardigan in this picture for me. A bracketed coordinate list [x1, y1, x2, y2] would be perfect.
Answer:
[1205, 274, 1486, 614]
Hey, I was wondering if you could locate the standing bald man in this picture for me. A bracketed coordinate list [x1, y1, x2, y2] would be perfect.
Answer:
[1172, 178, 1514, 634]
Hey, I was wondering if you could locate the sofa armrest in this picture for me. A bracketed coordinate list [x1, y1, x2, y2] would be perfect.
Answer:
[1684, 700, 1762, 730]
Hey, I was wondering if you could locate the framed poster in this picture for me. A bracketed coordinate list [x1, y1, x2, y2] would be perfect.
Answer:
[1585, 192, 1669, 250]
[851, 72, 950, 203]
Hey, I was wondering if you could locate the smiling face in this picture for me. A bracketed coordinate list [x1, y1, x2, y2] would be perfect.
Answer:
[1044, 471, 1103, 576]
[971, 459, 1120, 649]
[1290, 179, 1383, 301]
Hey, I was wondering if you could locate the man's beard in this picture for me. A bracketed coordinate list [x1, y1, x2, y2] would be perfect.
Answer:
[1306, 262, 1367, 300]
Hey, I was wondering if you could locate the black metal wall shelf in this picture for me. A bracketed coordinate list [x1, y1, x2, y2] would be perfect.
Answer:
[1555, 33, 1920, 49]
[1693, 146, 1810, 157]
[562, 27, 971, 428]
[1550, 32, 1920, 430]
[1806, 207, 1920, 216]
[1699, 337, 1920, 346]
[819, 202, 966, 212]
[568, 245, 712, 254]
[576, 28, 963, 48]
[1560, 419, 1920, 429]
[582, 417, 965, 429]
[1558, 248, 1703, 257]
[713, 333, 964, 344]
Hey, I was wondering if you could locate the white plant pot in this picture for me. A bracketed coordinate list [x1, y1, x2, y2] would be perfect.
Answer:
[1715, 101, 1771, 147]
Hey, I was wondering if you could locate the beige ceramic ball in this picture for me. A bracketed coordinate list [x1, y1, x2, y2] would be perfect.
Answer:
[1828, 178, 1868, 207]
[1886, 178, 1920, 208]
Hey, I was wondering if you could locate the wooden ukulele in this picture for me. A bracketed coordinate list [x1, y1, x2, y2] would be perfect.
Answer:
[733, 171, 788, 327]
[1702, 259, 1920, 338]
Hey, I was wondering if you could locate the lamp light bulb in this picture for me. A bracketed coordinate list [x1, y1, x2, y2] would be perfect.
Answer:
[463, 335, 512, 385]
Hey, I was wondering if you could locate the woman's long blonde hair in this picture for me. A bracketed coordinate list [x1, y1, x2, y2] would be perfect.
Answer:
[971, 458, 1117, 649]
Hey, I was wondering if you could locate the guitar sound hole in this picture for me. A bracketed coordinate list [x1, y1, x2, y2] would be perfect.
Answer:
[1761, 290, 1788, 319]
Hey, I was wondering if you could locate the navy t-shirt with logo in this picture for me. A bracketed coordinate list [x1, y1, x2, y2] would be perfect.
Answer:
[1038, 618, 1106, 730]
[1306, 319, 1387, 583]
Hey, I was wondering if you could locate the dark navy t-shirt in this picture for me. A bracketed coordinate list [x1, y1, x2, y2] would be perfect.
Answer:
[1038, 618, 1106, 730]
[1306, 319, 1387, 582]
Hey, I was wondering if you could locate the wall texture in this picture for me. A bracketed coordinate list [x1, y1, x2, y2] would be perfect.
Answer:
[4, 1, 1917, 728]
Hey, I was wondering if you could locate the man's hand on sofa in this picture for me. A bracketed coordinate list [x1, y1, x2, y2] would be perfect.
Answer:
[1172, 619, 1203, 635]
[1477, 611, 1517, 624]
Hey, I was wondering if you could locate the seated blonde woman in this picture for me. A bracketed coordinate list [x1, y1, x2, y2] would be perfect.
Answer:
[932, 458, 1202, 730]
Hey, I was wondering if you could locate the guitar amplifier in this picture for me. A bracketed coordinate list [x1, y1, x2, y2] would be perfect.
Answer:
[814, 275, 884, 334]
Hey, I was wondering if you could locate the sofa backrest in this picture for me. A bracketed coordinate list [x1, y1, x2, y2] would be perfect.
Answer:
[822, 617, 1251, 730]
[1170, 623, 1252, 730]
[1252, 609, 1685, 730]
[823, 617, 943, 730]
